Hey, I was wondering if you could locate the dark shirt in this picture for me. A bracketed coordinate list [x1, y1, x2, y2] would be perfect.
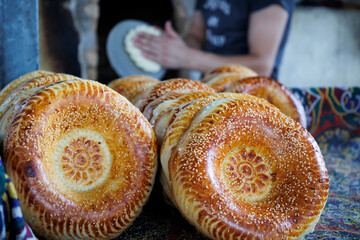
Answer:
[196, 0, 295, 79]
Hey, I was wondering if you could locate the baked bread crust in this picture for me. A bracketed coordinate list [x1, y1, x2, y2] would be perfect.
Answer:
[133, 78, 215, 112]
[202, 64, 258, 80]
[0, 73, 79, 124]
[226, 76, 307, 128]
[107, 75, 160, 103]
[202, 73, 257, 92]
[201, 64, 258, 92]
[160, 93, 275, 194]
[146, 91, 213, 125]
[0, 70, 53, 106]
[166, 97, 328, 239]
[142, 91, 187, 121]
[2, 79, 158, 239]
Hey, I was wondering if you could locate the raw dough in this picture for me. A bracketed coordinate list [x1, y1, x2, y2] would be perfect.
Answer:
[124, 25, 161, 73]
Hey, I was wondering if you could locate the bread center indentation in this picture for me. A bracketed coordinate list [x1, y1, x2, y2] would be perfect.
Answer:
[223, 147, 275, 202]
[54, 128, 112, 191]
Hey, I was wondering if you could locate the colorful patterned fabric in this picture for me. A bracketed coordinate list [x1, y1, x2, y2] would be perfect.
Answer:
[292, 87, 360, 138]
[0, 159, 36, 240]
[292, 87, 360, 239]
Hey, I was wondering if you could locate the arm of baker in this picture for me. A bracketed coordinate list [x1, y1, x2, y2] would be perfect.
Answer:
[133, 4, 288, 76]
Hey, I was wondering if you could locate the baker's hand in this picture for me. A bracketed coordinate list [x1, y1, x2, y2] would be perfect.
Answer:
[133, 21, 190, 69]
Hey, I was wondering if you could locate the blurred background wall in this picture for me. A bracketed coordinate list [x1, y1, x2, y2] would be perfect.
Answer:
[35, 0, 360, 87]
[39, 0, 98, 80]
[0, 0, 39, 88]
[278, 2, 360, 87]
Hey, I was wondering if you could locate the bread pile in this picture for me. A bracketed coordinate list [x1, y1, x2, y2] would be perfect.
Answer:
[0, 65, 328, 239]
[201, 65, 307, 128]
[108, 67, 329, 239]
[200, 64, 258, 92]
[0, 71, 158, 239]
